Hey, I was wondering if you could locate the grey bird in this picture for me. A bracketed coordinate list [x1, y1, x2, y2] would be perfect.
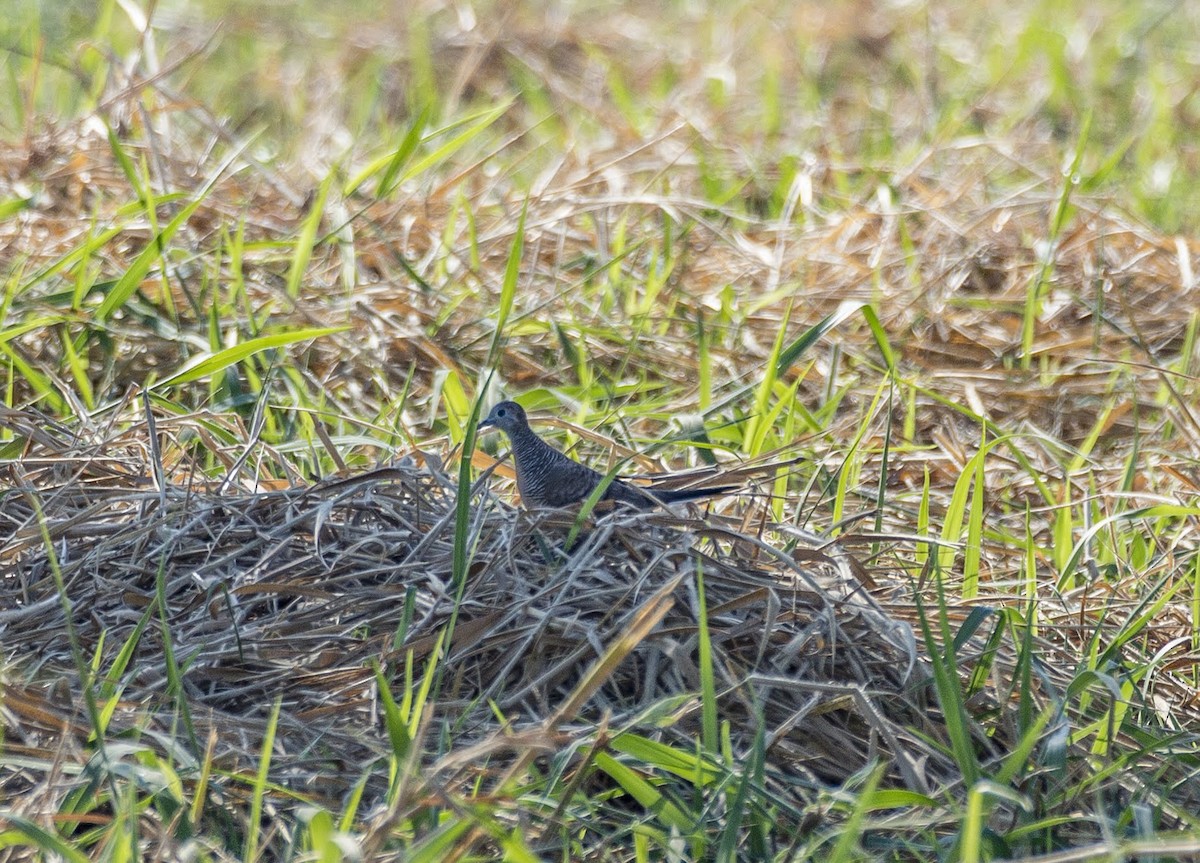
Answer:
[479, 400, 736, 509]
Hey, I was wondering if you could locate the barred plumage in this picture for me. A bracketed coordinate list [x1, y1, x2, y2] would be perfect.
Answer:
[479, 401, 733, 509]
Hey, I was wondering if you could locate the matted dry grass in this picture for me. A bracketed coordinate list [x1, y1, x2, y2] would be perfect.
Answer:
[1, 406, 944, 813]
[7, 404, 1200, 849]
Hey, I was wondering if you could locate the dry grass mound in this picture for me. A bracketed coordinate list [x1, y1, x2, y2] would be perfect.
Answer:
[1, 405, 956, 821]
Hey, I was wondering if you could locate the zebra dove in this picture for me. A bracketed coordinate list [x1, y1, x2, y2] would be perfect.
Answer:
[479, 400, 735, 509]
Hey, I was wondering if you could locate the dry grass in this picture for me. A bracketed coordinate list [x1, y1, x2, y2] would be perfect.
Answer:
[4, 0, 1200, 859]
[3, 406, 936, 831]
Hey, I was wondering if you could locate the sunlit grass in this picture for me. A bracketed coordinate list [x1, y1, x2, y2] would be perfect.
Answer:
[3, 0, 1200, 860]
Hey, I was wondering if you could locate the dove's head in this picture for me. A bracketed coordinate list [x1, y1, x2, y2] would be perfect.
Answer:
[479, 400, 529, 436]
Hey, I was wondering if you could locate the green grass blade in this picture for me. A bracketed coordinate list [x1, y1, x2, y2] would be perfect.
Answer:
[859, 304, 895, 371]
[0, 816, 91, 863]
[371, 660, 413, 762]
[963, 427, 987, 599]
[716, 714, 764, 862]
[151, 325, 348, 389]
[407, 818, 473, 863]
[915, 585, 981, 787]
[825, 762, 884, 863]
[695, 560, 718, 756]
[608, 734, 720, 786]
[486, 198, 525, 369]
[95, 195, 205, 323]
[774, 300, 865, 378]
[377, 104, 433, 197]
[99, 603, 155, 699]
[244, 696, 283, 863]
[398, 99, 513, 183]
[593, 751, 693, 833]
[286, 169, 336, 299]
[743, 298, 792, 456]
[1021, 112, 1090, 366]
[0, 195, 33, 219]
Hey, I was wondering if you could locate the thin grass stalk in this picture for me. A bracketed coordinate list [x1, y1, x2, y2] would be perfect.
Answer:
[916, 573, 981, 787]
[1021, 113, 1091, 367]
[27, 491, 136, 860]
[696, 559, 717, 755]
[824, 762, 885, 863]
[244, 696, 283, 862]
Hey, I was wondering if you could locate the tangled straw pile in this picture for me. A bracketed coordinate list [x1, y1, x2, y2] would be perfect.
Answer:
[0, 405, 962, 818]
